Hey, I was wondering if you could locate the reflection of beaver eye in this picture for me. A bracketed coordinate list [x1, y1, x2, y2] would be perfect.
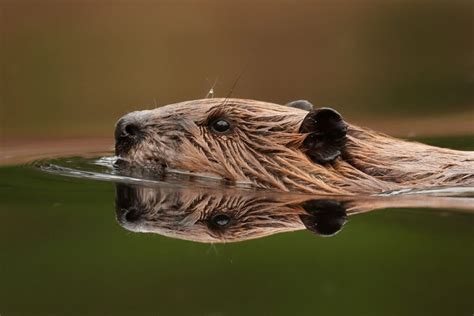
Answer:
[211, 119, 231, 133]
[210, 213, 231, 227]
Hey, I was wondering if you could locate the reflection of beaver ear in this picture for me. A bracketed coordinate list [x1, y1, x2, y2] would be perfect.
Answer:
[286, 100, 314, 111]
[299, 108, 347, 164]
[299, 200, 347, 237]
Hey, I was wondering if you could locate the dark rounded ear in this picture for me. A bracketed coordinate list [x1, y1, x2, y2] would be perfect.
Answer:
[286, 100, 314, 111]
[299, 108, 347, 164]
[299, 199, 347, 237]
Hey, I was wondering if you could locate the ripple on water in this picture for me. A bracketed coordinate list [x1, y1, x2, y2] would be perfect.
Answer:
[34, 154, 474, 198]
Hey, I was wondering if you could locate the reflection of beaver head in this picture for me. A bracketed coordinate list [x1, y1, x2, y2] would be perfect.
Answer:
[116, 184, 306, 243]
[115, 183, 354, 243]
[115, 98, 474, 195]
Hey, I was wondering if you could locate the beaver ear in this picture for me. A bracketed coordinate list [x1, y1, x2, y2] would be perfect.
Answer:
[286, 100, 314, 111]
[299, 107, 347, 164]
[299, 199, 348, 237]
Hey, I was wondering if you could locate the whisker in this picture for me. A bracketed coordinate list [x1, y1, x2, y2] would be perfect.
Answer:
[221, 62, 249, 107]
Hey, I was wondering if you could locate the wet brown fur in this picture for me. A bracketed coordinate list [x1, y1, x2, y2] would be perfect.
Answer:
[118, 98, 474, 195]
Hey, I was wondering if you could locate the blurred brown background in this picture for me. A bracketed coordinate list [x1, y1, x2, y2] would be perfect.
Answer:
[1, 0, 473, 143]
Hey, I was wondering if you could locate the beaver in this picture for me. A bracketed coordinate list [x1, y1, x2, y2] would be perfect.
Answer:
[114, 98, 474, 195]
[115, 183, 474, 243]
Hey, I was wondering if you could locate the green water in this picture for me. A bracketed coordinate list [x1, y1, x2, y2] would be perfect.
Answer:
[0, 136, 473, 316]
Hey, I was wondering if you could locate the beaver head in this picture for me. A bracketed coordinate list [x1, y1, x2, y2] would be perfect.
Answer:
[115, 98, 474, 194]
[115, 98, 359, 193]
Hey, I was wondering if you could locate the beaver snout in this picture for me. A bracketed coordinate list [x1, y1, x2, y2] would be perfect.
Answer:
[115, 111, 148, 155]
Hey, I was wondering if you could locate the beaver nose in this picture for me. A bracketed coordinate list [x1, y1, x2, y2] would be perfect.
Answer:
[115, 118, 141, 141]
[115, 113, 146, 155]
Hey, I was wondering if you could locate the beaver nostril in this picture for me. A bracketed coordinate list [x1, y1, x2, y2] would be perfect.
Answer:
[124, 207, 141, 222]
[124, 123, 140, 137]
[115, 118, 144, 155]
[115, 118, 142, 141]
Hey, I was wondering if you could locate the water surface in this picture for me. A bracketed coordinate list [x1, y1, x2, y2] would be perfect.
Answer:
[0, 136, 473, 316]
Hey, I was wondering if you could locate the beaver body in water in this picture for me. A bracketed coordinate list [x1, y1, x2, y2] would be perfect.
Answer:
[114, 98, 474, 195]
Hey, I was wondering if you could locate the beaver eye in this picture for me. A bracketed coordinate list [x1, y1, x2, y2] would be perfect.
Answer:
[210, 213, 231, 227]
[211, 119, 231, 133]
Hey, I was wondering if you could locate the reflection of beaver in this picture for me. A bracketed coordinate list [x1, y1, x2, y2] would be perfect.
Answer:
[116, 184, 312, 243]
[115, 98, 474, 195]
[115, 183, 474, 243]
